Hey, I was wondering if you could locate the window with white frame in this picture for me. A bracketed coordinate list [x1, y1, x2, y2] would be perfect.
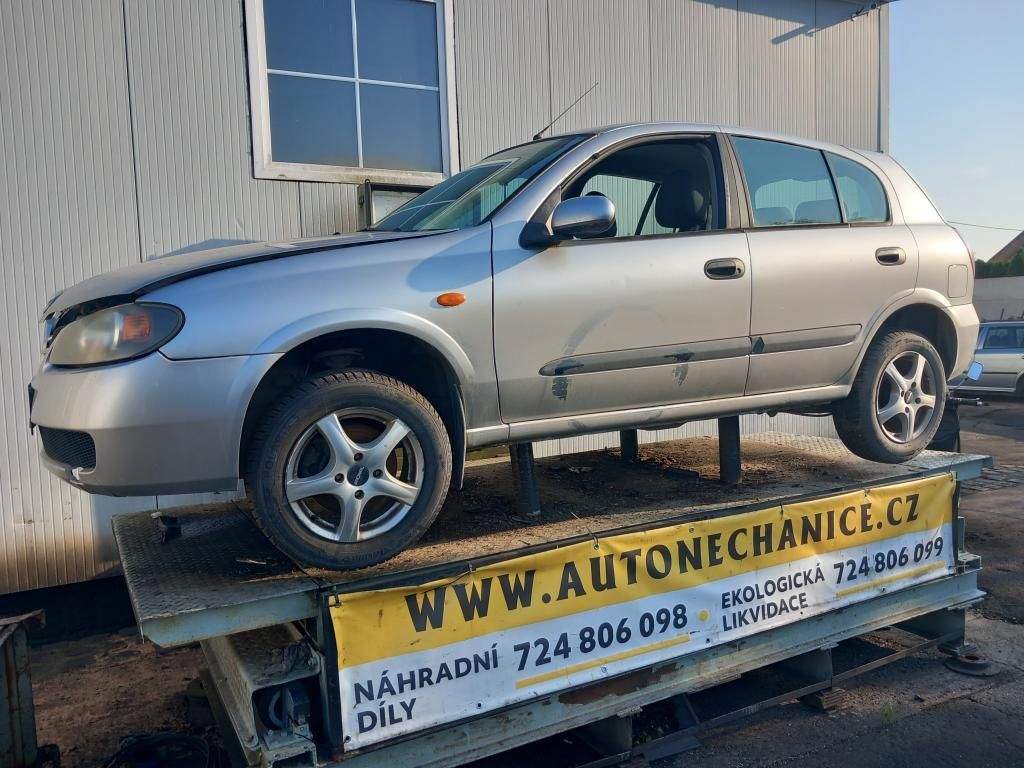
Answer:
[246, 0, 454, 184]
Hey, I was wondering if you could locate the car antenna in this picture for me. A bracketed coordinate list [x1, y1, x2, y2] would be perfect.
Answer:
[533, 81, 599, 141]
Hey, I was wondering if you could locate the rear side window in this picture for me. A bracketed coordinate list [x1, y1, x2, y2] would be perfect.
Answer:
[732, 137, 841, 227]
[826, 153, 889, 223]
[983, 326, 1024, 349]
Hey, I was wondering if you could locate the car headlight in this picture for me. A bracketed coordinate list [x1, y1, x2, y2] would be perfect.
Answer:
[48, 303, 184, 366]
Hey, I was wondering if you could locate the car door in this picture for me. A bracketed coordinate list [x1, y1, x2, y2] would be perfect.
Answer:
[491, 134, 751, 429]
[731, 136, 919, 395]
[975, 325, 1024, 390]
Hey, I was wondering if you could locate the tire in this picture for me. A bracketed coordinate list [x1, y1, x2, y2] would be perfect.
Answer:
[834, 331, 947, 463]
[247, 370, 452, 569]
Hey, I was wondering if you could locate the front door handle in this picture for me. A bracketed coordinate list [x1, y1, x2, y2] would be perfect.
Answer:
[875, 247, 906, 265]
[704, 258, 746, 280]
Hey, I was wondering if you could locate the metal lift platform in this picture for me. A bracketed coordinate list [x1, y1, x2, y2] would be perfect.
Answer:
[112, 433, 992, 767]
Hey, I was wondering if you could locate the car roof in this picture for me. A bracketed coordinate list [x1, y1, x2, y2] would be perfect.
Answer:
[982, 320, 1024, 326]
[569, 121, 878, 157]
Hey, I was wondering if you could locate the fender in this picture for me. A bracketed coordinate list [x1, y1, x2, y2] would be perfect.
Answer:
[252, 309, 476, 489]
[841, 288, 962, 384]
[254, 307, 477, 387]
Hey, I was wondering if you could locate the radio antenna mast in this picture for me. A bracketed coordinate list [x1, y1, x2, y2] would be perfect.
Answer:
[533, 81, 599, 141]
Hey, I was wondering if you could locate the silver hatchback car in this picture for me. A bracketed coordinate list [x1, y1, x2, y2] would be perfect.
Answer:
[29, 123, 979, 568]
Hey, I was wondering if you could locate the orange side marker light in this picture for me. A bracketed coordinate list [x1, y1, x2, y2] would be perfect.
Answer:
[437, 292, 466, 307]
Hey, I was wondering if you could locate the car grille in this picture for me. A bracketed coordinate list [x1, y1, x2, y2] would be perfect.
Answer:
[39, 427, 96, 470]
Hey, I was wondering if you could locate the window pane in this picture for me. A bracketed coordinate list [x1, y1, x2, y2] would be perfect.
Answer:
[984, 328, 1014, 349]
[356, 0, 438, 86]
[269, 75, 359, 166]
[826, 152, 888, 223]
[565, 139, 721, 237]
[360, 84, 442, 172]
[733, 137, 841, 226]
[580, 176, 659, 238]
[264, 0, 353, 77]
[374, 135, 587, 231]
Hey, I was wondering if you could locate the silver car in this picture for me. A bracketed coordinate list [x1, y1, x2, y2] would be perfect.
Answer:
[954, 321, 1024, 396]
[29, 123, 979, 568]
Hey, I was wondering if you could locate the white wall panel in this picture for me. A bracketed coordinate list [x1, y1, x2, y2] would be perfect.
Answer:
[815, 0, 881, 149]
[453, 0, 553, 166]
[124, 0, 301, 258]
[737, 0, 817, 136]
[0, 0, 144, 593]
[547, 0, 652, 134]
[299, 183, 361, 237]
[536, 414, 838, 459]
[650, 0, 739, 124]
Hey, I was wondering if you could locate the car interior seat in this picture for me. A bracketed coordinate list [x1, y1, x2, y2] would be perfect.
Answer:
[654, 175, 708, 232]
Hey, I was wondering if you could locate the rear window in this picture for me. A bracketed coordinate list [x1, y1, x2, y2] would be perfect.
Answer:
[732, 137, 841, 227]
[826, 152, 889, 223]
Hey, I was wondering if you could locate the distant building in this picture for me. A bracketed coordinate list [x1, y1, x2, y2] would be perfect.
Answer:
[988, 231, 1024, 264]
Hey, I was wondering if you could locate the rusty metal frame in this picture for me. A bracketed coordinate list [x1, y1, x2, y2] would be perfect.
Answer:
[0, 611, 44, 768]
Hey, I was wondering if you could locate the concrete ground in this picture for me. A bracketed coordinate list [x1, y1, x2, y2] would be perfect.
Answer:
[27, 400, 1024, 767]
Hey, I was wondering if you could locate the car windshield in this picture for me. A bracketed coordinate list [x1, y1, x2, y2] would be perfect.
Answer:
[371, 134, 588, 232]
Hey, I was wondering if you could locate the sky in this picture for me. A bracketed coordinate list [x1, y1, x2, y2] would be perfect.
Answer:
[890, 0, 1024, 261]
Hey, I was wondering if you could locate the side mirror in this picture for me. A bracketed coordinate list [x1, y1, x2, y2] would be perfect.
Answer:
[966, 361, 983, 381]
[550, 196, 616, 241]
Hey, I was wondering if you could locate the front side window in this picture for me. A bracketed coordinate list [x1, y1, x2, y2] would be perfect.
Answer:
[733, 137, 841, 227]
[248, 0, 451, 183]
[826, 153, 889, 223]
[562, 137, 724, 238]
[373, 135, 587, 232]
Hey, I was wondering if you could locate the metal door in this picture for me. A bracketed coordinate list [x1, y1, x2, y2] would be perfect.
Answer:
[491, 230, 751, 424]
[744, 226, 919, 394]
[731, 136, 919, 395]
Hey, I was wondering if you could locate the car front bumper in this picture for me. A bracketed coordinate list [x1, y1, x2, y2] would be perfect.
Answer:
[29, 351, 280, 496]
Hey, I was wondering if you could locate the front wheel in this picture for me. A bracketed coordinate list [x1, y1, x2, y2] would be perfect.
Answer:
[834, 331, 947, 463]
[247, 370, 452, 569]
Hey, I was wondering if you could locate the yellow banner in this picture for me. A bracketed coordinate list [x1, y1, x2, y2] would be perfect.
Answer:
[331, 473, 955, 669]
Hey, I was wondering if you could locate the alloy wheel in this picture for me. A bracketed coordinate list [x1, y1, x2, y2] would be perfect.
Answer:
[283, 407, 424, 543]
[875, 351, 939, 444]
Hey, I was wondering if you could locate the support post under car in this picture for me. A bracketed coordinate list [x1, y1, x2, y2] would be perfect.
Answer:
[619, 429, 639, 462]
[718, 416, 742, 485]
[510, 442, 542, 517]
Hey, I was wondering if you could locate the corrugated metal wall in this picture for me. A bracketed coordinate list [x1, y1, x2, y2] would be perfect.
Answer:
[0, 0, 145, 594]
[0, 0, 885, 593]
[454, 0, 886, 164]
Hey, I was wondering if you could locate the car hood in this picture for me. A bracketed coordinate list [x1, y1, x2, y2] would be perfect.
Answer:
[44, 230, 441, 317]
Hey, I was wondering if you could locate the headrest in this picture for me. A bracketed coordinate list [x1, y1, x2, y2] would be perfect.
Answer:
[794, 199, 840, 224]
[654, 176, 706, 230]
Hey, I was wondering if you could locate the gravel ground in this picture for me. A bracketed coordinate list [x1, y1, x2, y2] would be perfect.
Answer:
[29, 400, 1024, 767]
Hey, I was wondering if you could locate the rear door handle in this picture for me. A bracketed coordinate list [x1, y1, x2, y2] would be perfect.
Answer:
[875, 247, 906, 265]
[704, 258, 746, 280]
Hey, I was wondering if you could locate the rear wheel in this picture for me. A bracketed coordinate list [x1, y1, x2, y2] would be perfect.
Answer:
[834, 331, 946, 463]
[247, 370, 451, 569]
